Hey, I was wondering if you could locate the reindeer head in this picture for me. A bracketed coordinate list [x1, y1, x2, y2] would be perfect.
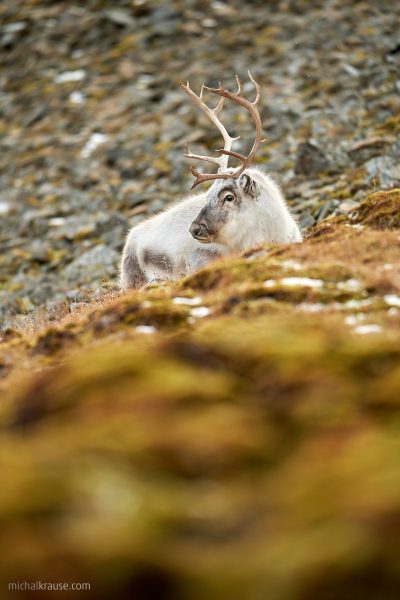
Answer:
[181, 72, 263, 244]
[189, 169, 260, 244]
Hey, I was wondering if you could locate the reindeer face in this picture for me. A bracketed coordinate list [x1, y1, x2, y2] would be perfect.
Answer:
[189, 172, 259, 244]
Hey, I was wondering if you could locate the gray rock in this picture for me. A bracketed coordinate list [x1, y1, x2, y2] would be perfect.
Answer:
[299, 211, 316, 230]
[315, 200, 338, 222]
[365, 157, 400, 187]
[49, 216, 97, 241]
[63, 244, 119, 283]
[348, 137, 395, 163]
[295, 142, 330, 176]
[30, 240, 52, 263]
[338, 199, 359, 213]
[102, 9, 135, 27]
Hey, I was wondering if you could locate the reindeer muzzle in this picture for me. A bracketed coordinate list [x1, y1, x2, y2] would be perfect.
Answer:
[189, 220, 213, 243]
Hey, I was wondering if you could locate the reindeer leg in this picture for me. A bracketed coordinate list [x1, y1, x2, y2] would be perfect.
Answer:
[120, 246, 146, 290]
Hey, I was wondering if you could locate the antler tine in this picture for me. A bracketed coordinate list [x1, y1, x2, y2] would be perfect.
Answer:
[235, 75, 242, 96]
[180, 79, 238, 172]
[213, 96, 224, 115]
[183, 142, 223, 167]
[180, 74, 263, 188]
[248, 70, 261, 104]
[215, 148, 246, 161]
[189, 167, 237, 190]
[203, 72, 263, 174]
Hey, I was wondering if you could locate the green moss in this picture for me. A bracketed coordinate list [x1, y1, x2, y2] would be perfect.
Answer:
[376, 112, 400, 135]
[348, 189, 400, 229]
[31, 327, 76, 355]
[1, 319, 400, 597]
[1, 188, 400, 598]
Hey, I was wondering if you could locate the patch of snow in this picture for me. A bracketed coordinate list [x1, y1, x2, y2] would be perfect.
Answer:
[172, 296, 201, 306]
[264, 277, 323, 289]
[0, 201, 11, 215]
[48, 217, 66, 227]
[69, 91, 85, 105]
[388, 307, 399, 317]
[54, 69, 86, 83]
[337, 279, 361, 292]
[342, 298, 374, 309]
[344, 313, 366, 326]
[281, 277, 324, 288]
[280, 260, 303, 271]
[297, 303, 325, 312]
[353, 324, 382, 335]
[190, 306, 211, 318]
[135, 325, 156, 334]
[384, 294, 400, 307]
[80, 133, 108, 158]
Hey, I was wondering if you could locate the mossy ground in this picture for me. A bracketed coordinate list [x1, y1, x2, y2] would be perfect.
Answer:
[0, 190, 400, 599]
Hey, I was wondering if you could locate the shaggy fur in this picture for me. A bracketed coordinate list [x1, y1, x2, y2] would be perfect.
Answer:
[120, 168, 302, 289]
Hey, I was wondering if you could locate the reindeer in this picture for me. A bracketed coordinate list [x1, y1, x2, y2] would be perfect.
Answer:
[120, 72, 302, 289]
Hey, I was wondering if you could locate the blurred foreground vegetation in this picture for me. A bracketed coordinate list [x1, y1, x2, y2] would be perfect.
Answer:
[0, 190, 400, 599]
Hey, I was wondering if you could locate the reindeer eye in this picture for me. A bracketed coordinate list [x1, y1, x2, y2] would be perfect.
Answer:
[224, 194, 235, 203]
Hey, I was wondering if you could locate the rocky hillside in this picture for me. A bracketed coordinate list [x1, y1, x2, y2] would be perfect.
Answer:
[1, 0, 399, 324]
[1, 1, 400, 598]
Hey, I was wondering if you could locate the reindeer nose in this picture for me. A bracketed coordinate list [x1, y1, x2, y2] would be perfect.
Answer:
[190, 221, 209, 240]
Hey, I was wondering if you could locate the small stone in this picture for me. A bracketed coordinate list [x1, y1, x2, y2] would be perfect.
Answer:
[50, 216, 97, 241]
[69, 91, 85, 105]
[30, 241, 52, 262]
[54, 70, 86, 84]
[64, 245, 119, 283]
[202, 18, 217, 28]
[0, 201, 11, 215]
[103, 9, 136, 27]
[81, 133, 108, 159]
[348, 136, 395, 163]
[342, 63, 361, 77]
[365, 157, 400, 187]
[338, 200, 359, 212]
[299, 211, 315, 229]
[316, 200, 337, 221]
[3, 22, 27, 34]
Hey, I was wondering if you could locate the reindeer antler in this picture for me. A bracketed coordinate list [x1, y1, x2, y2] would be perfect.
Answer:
[180, 71, 263, 189]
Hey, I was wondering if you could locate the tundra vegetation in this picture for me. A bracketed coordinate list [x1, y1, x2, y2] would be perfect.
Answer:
[1, 189, 400, 599]
[1, 0, 400, 599]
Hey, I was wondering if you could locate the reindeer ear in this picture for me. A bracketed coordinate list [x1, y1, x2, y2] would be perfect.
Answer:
[238, 173, 258, 198]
